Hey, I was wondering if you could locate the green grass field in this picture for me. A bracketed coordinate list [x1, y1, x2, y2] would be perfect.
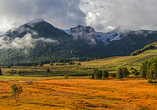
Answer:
[0, 48, 157, 80]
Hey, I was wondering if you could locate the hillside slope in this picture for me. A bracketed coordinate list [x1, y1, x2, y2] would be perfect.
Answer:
[82, 47, 157, 72]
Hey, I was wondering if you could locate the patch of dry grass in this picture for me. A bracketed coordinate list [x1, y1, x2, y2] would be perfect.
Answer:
[0, 78, 156, 109]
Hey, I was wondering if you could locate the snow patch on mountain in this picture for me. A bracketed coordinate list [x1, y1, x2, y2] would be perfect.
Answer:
[64, 25, 122, 46]
[111, 34, 121, 41]
[65, 25, 97, 45]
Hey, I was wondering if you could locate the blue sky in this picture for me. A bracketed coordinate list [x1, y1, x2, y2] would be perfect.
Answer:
[0, 0, 157, 33]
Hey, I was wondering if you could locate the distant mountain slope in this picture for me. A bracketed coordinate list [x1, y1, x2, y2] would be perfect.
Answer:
[0, 19, 157, 65]
[64, 25, 121, 45]
[103, 30, 157, 56]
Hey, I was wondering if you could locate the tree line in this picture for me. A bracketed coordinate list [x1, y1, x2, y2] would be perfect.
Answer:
[130, 43, 155, 56]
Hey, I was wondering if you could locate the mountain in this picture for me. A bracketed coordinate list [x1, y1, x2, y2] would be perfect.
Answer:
[0, 19, 157, 65]
[64, 25, 121, 45]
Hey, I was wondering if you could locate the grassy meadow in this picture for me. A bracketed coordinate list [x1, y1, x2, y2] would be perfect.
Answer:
[0, 49, 157, 109]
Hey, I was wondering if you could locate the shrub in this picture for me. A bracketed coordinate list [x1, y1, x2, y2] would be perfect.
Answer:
[10, 84, 23, 102]
[116, 67, 123, 79]
[103, 70, 109, 78]
[39, 62, 43, 66]
[0, 68, 2, 76]
[77, 63, 81, 65]
[7, 65, 11, 68]
[47, 68, 50, 72]
[91, 69, 98, 79]
[140, 69, 147, 78]
[9, 70, 17, 76]
[110, 73, 116, 78]
[122, 67, 130, 78]
[132, 69, 140, 76]
[130, 67, 134, 70]
[91, 74, 94, 79]
[148, 79, 154, 83]
[95, 70, 102, 79]
[50, 61, 54, 65]
[64, 74, 68, 79]
[69, 61, 74, 65]
[33, 64, 37, 66]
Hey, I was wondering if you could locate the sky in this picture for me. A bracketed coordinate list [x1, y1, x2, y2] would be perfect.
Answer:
[0, 0, 157, 34]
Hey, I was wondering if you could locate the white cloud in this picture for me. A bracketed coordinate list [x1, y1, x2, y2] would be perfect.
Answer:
[107, 26, 115, 30]
[80, 0, 157, 32]
[0, 0, 86, 33]
[0, 0, 157, 33]
[0, 33, 58, 49]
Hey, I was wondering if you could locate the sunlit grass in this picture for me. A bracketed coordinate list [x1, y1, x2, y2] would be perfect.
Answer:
[0, 78, 157, 109]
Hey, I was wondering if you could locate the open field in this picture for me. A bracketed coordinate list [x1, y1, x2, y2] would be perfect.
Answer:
[2, 48, 157, 79]
[0, 78, 157, 110]
[0, 49, 157, 109]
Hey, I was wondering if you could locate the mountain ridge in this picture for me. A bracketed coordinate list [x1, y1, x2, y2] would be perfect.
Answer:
[0, 19, 157, 65]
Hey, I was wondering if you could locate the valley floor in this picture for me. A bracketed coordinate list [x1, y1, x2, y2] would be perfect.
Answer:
[0, 78, 156, 110]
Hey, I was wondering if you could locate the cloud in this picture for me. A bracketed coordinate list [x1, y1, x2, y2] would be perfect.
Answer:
[0, 0, 86, 33]
[0, 0, 157, 33]
[110, 0, 157, 31]
[80, 0, 157, 32]
[80, 0, 114, 32]
[0, 33, 58, 49]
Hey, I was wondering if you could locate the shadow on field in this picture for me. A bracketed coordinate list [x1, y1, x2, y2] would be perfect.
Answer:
[28, 102, 66, 107]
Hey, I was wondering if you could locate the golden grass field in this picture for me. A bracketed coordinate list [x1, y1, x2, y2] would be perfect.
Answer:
[1, 48, 157, 109]
[0, 78, 157, 110]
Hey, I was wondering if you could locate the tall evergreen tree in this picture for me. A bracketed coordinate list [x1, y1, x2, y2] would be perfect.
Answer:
[0, 68, 2, 76]
[117, 67, 123, 79]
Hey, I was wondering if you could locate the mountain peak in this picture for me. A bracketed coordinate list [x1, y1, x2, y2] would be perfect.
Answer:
[27, 18, 46, 27]
[69, 25, 95, 34]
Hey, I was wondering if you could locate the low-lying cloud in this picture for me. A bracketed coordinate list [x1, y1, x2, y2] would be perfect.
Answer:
[0, 33, 58, 49]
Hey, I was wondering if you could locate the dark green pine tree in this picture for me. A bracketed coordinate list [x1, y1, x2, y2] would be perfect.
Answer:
[0, 68, 2, 76]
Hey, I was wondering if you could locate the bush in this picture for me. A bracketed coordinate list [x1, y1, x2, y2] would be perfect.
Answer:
[132, 69, 140, 76]
[64, 74, 68, 79]
[77, 63, 81, 65]
[91, 69, 99, 79]
[0, 68, 2, 76]
[140, 69, 147, 78]
[103, 70, 109, 78]
[122, 67, 130, 78]
[10, 84, 23, 102]
[148, 79, 154, 83]
[69, 61, 74, 65]
[39, 62, 43, 66]
[130, 67, 134, 70]
[91, 74, 94, 79]
[50, 61, 53, 66]
[95, 70, 102, 79]
[47, 68, 50, 72]
[110, 73, 116, 78]
[116, 68, 123, 79]
[33, 64, 37, 66]
[102, 76, 104, 80]
[7, 65, 11, 68]
[9, 70, 17, 76]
